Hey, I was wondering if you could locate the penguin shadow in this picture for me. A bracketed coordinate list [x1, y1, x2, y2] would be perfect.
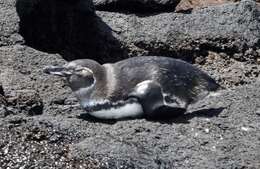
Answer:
[77, 114, 118, 124]
[77, 107, 225, 124]
[149, 107, 226, 124]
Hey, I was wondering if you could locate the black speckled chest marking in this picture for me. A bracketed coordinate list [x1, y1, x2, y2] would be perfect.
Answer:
[84, 98, 139, 112]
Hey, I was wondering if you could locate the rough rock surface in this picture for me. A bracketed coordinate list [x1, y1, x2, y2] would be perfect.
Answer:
[97, 0, 260, 62]
[16, 0, 260, 64]
[195, 51, 260, 87]
[0, 0, 260, 168]
[1, 44, 260, 169]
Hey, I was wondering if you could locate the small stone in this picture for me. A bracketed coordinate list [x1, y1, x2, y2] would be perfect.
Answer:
[257, 58, 260, 65]
[211, 146, 216, 151]
[255, 108, 260, 116]
[241, 126, 250, 131]
[0, 85, 4, 96]
[233, 53, 243, 60]
[51, 98, 66, 105]
[219, 135, 223, 140]
[195, 56, 205, 64]
[4, 147, 9, 155]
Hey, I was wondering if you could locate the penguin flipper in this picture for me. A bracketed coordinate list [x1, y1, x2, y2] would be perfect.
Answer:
[129, 80, 186, 119]
[128, 80, 164, 116]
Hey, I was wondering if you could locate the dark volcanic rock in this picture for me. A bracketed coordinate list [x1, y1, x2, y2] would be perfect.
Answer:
[0, 84, 4, 96]
[195, 51, 260, 87]
[0, 0, 23, 47]
[0, 116, 101, 169]
[14, 0, 260, 63]
[0, 0, 260, 168]
[93, 0, 180, 13]
[0, 42, 259, 168]
[97, 0, 260, 62]
[6, 89, 44, 116]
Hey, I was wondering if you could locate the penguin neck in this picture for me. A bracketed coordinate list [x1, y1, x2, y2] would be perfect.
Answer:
[74, 65, 108, 106]
[73, 63, 118, 109]
[102, 63, 117, 99]
[91, 65, 109, 99]
[73, 81, 96, 107]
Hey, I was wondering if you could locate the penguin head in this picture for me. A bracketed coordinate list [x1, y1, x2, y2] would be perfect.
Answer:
[44, 62, 95, 92]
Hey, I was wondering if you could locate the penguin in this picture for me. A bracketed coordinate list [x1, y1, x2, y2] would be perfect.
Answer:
[44, 56, 221, 119]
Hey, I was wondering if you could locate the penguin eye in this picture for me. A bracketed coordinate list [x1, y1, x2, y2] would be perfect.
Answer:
[74, 67, 83, 72]
[82, 69, 93, 77]
[73, 67, 85, 74]
[73, 67, 92, 77]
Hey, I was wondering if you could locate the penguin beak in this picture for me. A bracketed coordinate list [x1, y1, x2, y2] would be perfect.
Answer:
[43, 65, 72, 77]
